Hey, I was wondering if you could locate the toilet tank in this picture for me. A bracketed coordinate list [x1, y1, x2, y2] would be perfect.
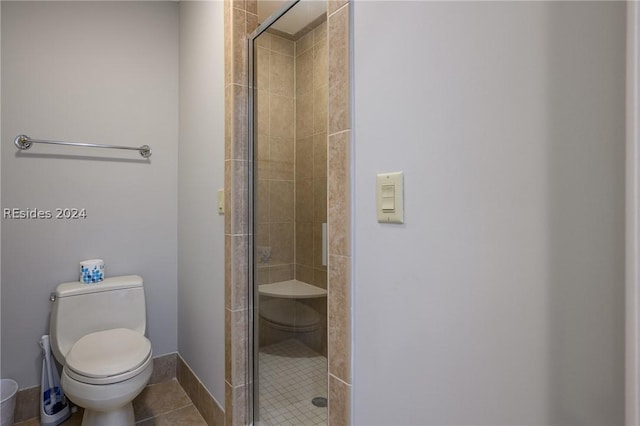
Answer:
[50, 275, 147, 364]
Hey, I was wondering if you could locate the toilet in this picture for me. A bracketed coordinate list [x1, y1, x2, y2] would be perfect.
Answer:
[49, 275, 153, 426]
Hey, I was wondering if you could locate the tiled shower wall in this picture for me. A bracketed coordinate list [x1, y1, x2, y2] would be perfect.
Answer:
[255, 22, 328, 354]
[254, 23, 328, 291]
[255, 34, 296, 286]
[294, 21, 328, 291]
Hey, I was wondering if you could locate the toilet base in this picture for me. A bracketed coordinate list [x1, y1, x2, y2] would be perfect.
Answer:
[82, 403, 134, 426]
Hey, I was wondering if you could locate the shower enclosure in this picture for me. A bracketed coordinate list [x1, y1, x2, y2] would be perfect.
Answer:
[249, 1, 329, 424]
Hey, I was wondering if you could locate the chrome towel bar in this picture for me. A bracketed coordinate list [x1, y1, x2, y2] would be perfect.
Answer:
[14, 134, 151, 158]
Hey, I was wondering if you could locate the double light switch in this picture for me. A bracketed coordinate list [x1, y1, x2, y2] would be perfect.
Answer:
[377, 171, 404, 224]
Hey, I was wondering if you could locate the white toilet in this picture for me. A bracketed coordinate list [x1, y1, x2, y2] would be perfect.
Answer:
[49, 275, 153, 426]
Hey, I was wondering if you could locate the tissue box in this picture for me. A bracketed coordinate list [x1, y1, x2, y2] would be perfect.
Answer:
[80, 259, 105, 284]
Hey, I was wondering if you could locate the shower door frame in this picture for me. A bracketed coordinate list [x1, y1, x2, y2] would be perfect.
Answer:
[626, 2, 640, 424]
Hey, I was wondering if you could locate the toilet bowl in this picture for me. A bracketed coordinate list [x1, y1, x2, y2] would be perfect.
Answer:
[61, 328, 152, 425]
[50, 276, 153, 426]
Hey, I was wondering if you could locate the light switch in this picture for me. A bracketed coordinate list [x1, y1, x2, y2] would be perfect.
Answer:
[377, 172, 404, 224]
[381, 184, 395, 212]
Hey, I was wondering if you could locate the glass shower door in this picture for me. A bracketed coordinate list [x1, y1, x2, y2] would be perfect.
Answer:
[250, 1, 329, 424]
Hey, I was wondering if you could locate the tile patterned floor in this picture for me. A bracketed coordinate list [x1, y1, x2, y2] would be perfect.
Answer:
[257, 339, 327, 426]
[14, 379, 206, 426]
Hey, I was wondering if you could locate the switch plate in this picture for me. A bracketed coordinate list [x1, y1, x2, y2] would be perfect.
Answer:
[377, 172, 404, 223]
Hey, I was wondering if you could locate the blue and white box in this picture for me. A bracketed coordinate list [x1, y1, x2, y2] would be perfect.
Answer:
[79, 259, 105, 284]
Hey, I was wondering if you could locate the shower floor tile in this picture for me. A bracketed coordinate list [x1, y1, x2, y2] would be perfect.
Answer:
[257, 339, 327, 426]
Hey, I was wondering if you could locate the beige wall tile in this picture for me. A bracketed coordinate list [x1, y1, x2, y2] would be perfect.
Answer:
[230, 160, 248, 235]
[313, 20, 327, 45]
[328, 131, 350, 256]
[269, 52, 294, 98]
[231, 7, 247, 86]
[296, 31, 313, 56]
[328, 374, 351, 426]
[256, 223, 269, 248]
[224, 85, 232, 161]
[230, 235, 248, 310]
[296, 91, 314, 138]
[295, 178, 314, 223]
[256, 90, 270, 136]
[224, 159, 231, 232]
[296, 49, 313, 97]
[271, 34, 294, 56]
[246, 9, 258, 34]
[314, 85, 328, 134]
[256, 265, 270, 285]
[269, 222, 294, 264]
[197, 381, 225, 426]
[255, 48, 269, 92]
[149, 353, 177, 385]
[224, 3, 232, 86]
[328, 0, 348, 17]
[224, 383, 232, 426]
[328, 4, 350, 134]
[295, 222, 314, 266]
[313, 39, 327, 90]
[256, 180, 270, 224]
[224, 234, 231, 307]
[328, 254, 351, 382]
[177, 356, 199, 406]
[225, 383, 247, 426]
[256, 134, 270, 181]
[314, 177, 327, 223]
[225, 309, 248, 386]
[313, 267, 328, 289]
[295, 136, 313, 180]
[133, 379, 192, 422]
[246, 0, 257, 15]
[230, 84, 248, 160]
[13, 386, 39, 423]
[269, 263, 295, 283]
[255, 31, 270, 49]
[269, 95, 294, 139]
[295, 263, 314, 284]
[313, 132, 327, 178]
[269, 136, 294, 180]
[269, 180, 294, 223]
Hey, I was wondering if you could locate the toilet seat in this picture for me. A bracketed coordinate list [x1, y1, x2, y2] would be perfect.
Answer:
[65, 328, 152, 385]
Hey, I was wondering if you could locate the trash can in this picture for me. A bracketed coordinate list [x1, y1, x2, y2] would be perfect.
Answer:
[1, 379, 18, 426]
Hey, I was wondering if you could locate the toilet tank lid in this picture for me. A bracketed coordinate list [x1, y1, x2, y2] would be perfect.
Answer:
[56, 275, 143, 298]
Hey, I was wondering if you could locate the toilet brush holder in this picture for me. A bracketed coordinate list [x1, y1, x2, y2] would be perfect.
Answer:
[40, 334, 71, 426]
[40, 359, 70, 426]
